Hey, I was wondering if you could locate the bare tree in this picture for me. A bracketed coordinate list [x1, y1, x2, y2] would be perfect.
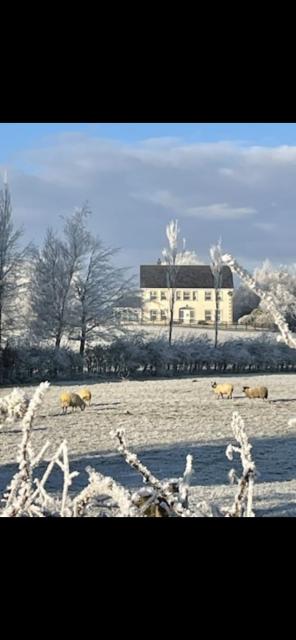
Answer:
[31, 203, 133, 354]
[30, 206, 90, 348]
[69, 237, 133, 356]
[0, 176, 32, 351]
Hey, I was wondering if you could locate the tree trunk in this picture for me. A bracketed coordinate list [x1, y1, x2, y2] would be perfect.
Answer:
[79, 316, 87, 363]
[168, 289, 175, 346]
[55, 333, 62, 349]
[214, 273, 222, 349]
[0, 307, 2, 381]
[169, 305, 174, 345]
[214, 288, 219, 348]
[80, 333, 86, 356]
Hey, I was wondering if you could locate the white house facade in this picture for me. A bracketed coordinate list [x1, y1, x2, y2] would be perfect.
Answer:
[140, 265, 234, 325]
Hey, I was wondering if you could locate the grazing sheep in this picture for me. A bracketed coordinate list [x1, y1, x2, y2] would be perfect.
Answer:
[60, 392, 86, 414]
[78, 388, 92, 405]
[69, 393, 86, 412]
[60, 392, 72, 414]
[211, 382, 233, 399]
[242, 386, 268, 399]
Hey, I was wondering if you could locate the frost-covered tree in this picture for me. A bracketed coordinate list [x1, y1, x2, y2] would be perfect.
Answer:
[161, 222, 202, 344]
[0, 176, 32, 351]
[238, 307, 276, 329]
[69, 237, 133, 356]
[254, 260, 296, 330]
[220, 252, 296, 349]
[233, 285, 260, 322]
[161, 220, 187, 345]
[30, 206, 90, 348]
[161, 249, 202, 265]
[31, 204, 133, 354]
[210, 240, 223, 348]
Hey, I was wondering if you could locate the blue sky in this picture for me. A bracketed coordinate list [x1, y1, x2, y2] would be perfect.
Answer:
[2, 123, 296, 161]
[1, 123, 296, 276]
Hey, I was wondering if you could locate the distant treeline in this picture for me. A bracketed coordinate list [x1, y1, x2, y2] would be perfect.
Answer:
[2, 335, 296, 384]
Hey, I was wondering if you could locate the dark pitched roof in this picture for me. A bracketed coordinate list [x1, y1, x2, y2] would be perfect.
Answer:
[116, 294, 142, 308]
[140, 265, 233, 289]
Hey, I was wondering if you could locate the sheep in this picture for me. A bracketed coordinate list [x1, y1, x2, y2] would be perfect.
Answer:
[78, 388, 92, 406]
[60, 391, 86, 414]
[211, 382, 233, 399]
[242, 386, 268, 400]
[69, 393, 86, 412]
[60, 392, 71, 414]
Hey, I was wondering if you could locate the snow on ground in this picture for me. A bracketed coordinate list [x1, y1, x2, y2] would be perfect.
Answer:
[126, 324, 277, 343]
[1, 373, 296, 516]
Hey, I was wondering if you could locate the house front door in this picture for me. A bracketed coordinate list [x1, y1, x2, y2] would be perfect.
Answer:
[182, 309, 191, 324]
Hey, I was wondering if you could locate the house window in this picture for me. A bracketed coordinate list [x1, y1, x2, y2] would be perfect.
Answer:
[190, 310, 195, 323]
[205, 310, 212, 321]
[179, 309, 184, 322]
[128, 310, 139, 322]
[150, 310, 157, 322]
[205, 291, 212, 301]
[160, 310, 167, 321]
[161, 291, 166, 300]
[183, 291, 190, 301]
[176, 291, 181, 300]
[150, 291, 158, 301]
[193, 291, 198, 300]
[217, 291, 223, 301]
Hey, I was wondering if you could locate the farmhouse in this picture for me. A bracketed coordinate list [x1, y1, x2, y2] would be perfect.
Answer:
[114, 294, 143, 323]
[140, 264, 234, 325]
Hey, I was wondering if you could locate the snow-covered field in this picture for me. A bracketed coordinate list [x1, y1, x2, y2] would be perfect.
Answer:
[127, 324, 277, 343]
[1, 373, 296, 517]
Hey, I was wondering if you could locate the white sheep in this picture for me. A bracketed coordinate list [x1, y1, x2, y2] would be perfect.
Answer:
[78, 388, 92, 406]
[242, 386, 268, 399]
[211, 382, 233, 399]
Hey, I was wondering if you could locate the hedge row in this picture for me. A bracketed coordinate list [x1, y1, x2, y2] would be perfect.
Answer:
[2, 334, 296, 384]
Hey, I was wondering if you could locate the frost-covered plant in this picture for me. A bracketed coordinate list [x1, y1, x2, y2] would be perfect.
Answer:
[0, 387, 30, 426]
[72, 467, 138, 517]
[224, 411, 256, 518]
[1, 381, 53, 516]
[110, 428, 194, 517]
